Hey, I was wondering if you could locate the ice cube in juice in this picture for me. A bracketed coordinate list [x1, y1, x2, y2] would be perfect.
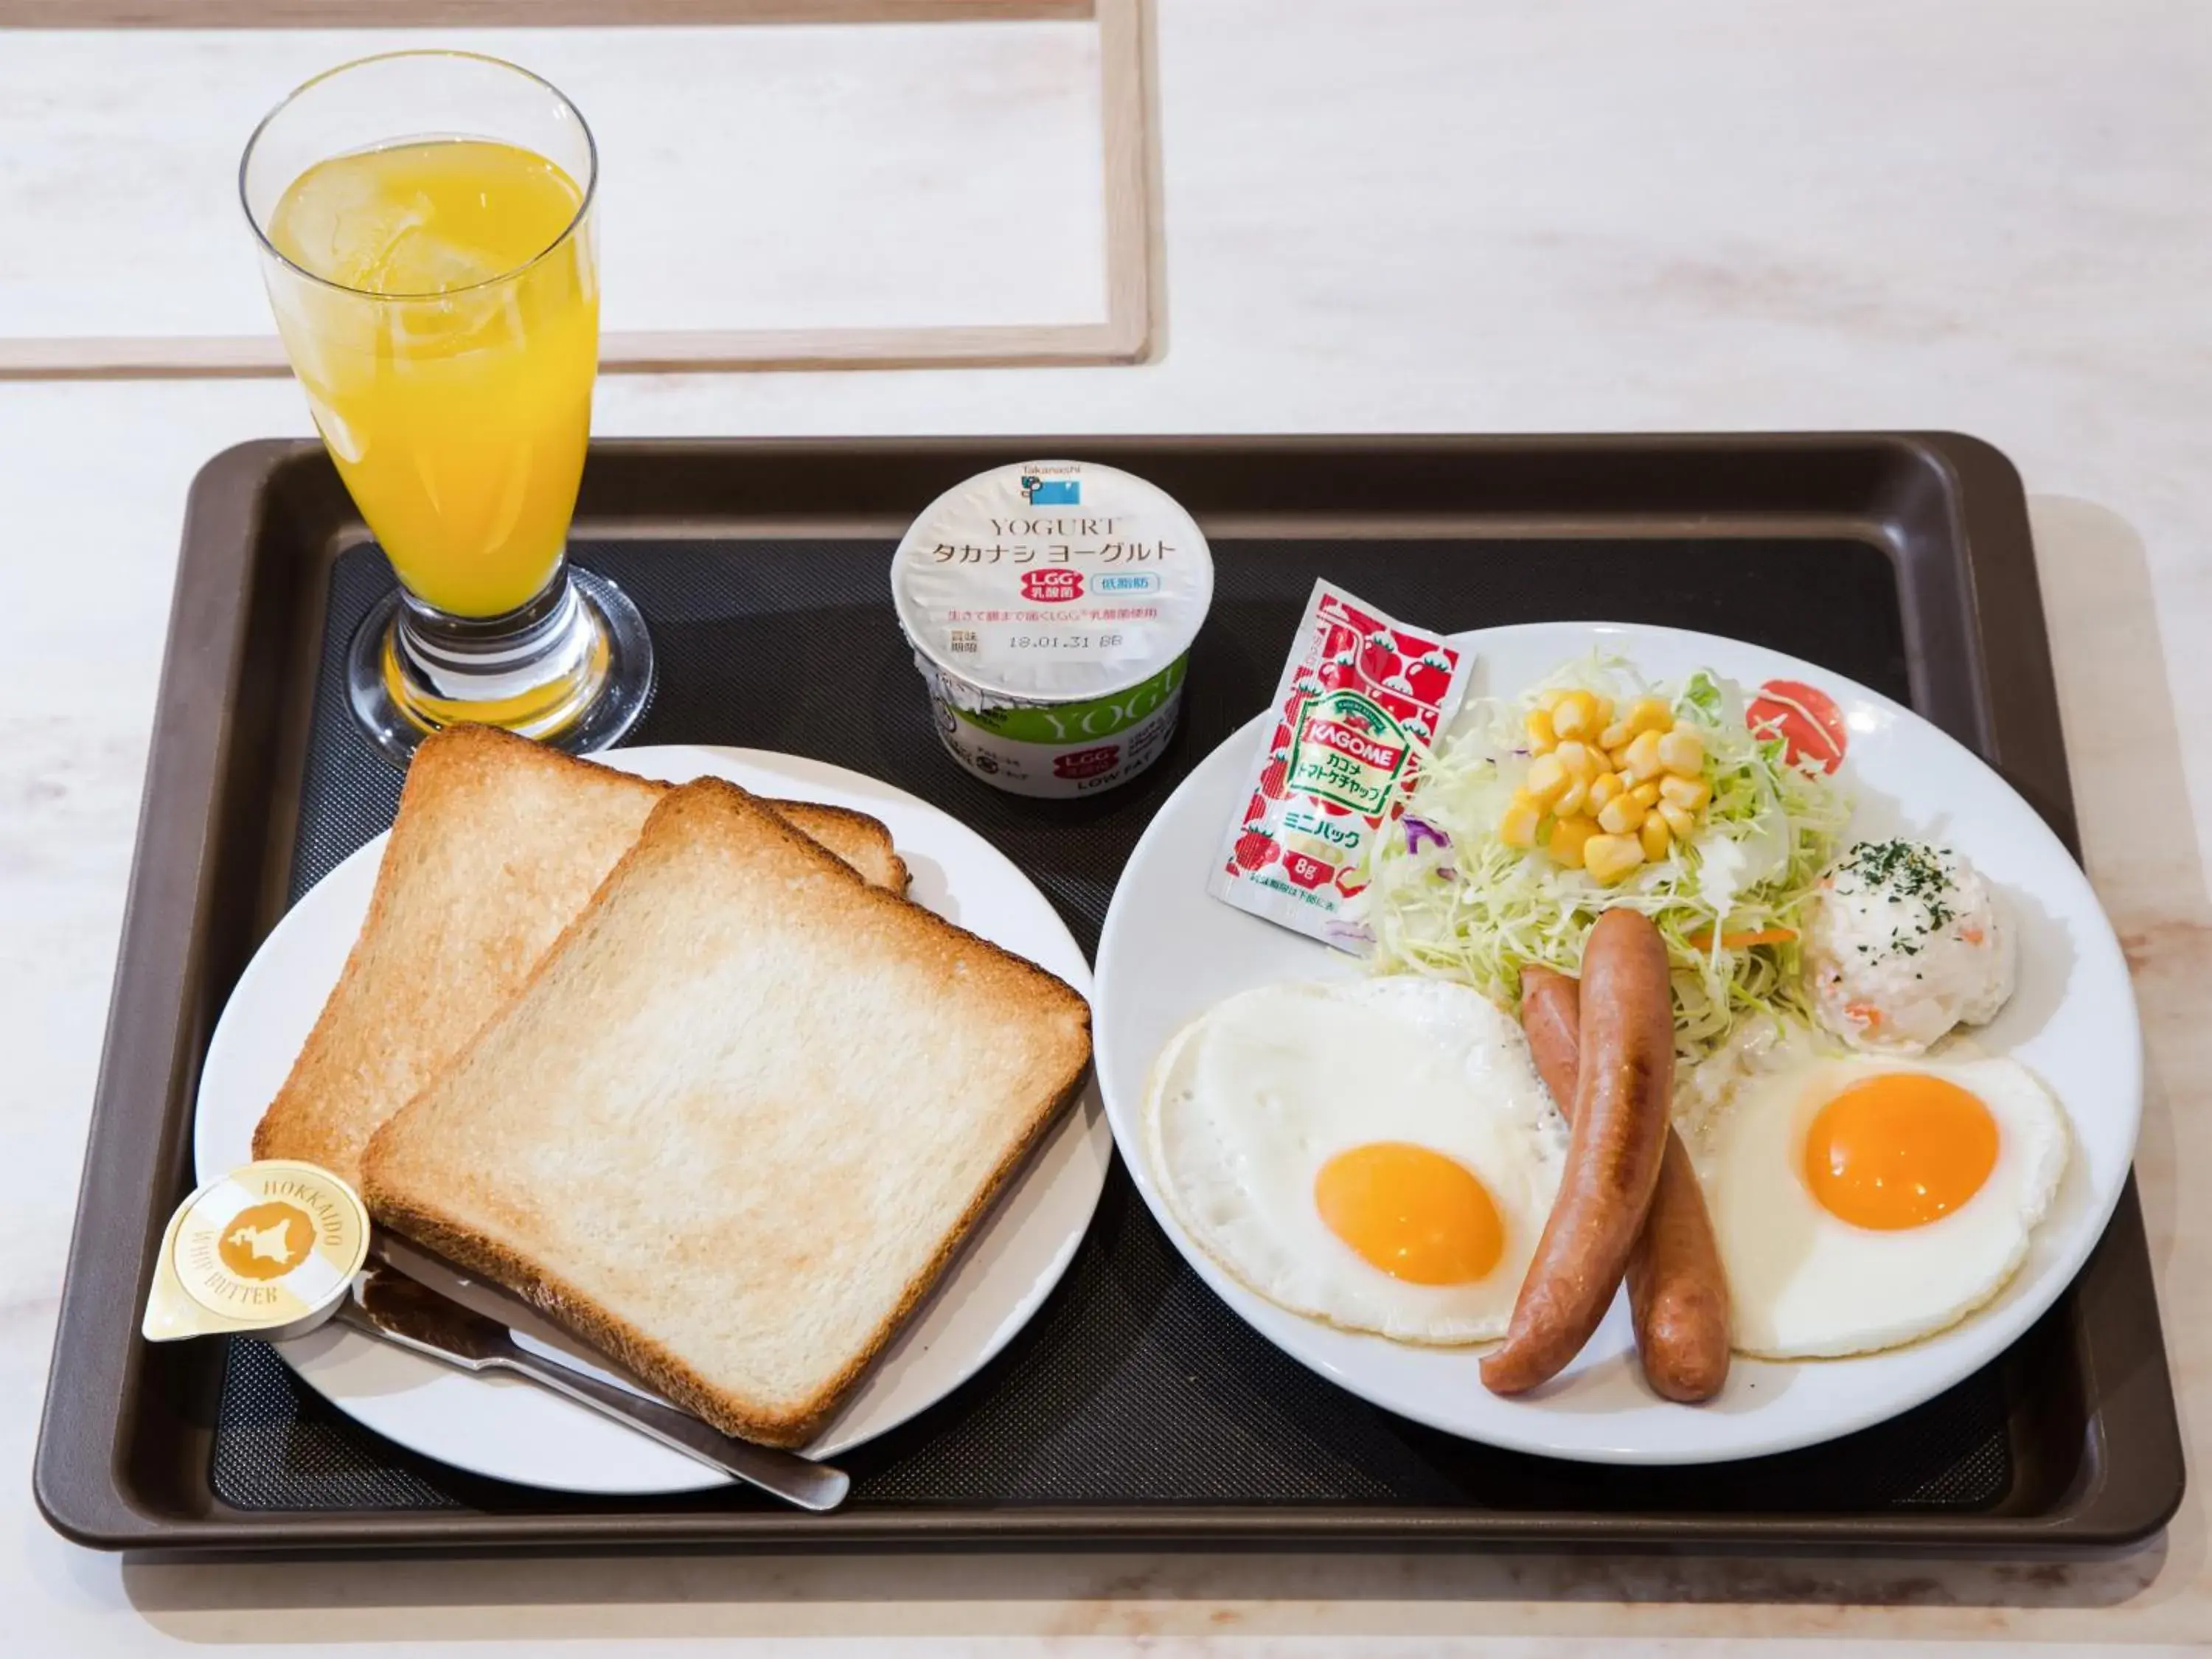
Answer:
[265, 139, 597, 618]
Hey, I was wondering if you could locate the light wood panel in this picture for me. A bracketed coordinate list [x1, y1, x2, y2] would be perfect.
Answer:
[0, 0, 1153, 379]
[0, 1, 1094, 25]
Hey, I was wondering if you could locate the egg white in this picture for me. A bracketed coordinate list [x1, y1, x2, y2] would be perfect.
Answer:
[1696, 1047, 2070, 1359]
[1142, 977, 1568, 1345]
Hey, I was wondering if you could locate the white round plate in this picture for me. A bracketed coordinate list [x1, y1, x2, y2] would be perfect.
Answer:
[1095, 622, 2140, 1465]
[197, 745, 1110, 1495]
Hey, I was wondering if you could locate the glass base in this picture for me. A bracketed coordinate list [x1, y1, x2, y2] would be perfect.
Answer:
[346, 564, 655, 764]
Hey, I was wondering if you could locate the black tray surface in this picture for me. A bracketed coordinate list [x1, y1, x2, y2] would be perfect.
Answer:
[36, 436, 2182, 1554]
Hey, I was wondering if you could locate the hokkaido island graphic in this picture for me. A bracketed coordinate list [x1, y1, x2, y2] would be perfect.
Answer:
[217, 1200, 315, 1281]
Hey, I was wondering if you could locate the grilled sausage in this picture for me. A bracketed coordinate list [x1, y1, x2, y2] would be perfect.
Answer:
[1514, 964, 1731, 1402]
[1628, 1137, 1733, 1400]
[1517, 964, 1584, 1116]
[1480, 911, 1674, 1395]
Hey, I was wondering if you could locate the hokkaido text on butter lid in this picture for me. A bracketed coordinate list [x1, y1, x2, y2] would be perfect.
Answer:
[142, 1160, 369, 1343]
[890, 459, 1214, 704]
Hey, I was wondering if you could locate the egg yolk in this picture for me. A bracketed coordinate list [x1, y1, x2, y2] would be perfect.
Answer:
[1802, 1073, 1998, 1231]
[1313, 1141, 1505, 1284]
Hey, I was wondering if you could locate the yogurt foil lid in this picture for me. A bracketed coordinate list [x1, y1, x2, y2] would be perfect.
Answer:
[891, 460, 1214, 703]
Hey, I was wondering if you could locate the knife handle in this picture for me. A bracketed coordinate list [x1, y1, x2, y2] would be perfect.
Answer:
[490, 1346, 851, 1512]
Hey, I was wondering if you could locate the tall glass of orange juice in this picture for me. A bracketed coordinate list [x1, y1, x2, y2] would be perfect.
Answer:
[241, 52, 651, 759]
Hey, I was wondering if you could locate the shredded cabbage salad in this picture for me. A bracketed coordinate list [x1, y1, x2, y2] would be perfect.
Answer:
[1354, 655, 1851, 1060]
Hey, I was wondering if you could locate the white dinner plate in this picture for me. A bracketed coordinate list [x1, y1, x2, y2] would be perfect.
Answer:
[1093, 622, 2140, 1465]
[196, 745, 1110, 1495]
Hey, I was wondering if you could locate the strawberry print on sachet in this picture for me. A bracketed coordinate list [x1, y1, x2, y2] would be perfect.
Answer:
[1206, 580, 1473, 950]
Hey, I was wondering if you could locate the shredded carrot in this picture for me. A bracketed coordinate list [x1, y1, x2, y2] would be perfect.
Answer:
[1687, 926, 1799, 953]
[1846, 1002, 1885, 1031]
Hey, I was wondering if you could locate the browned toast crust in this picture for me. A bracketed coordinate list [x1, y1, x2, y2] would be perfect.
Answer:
[252, 726, 906, 1183]
[360, 776, 1091, 1446]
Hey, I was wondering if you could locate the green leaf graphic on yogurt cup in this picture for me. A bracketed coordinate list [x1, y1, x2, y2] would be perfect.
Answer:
[950, 656, 1189, 743]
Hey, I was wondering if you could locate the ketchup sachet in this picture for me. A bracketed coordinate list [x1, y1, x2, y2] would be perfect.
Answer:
[1207, 580, 1472, 950]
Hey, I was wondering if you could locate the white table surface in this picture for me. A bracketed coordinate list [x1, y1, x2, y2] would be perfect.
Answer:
[4, 2, 2209, 1653]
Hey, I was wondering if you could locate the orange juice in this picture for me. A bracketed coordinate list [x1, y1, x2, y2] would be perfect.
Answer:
[265, 139, 597, 618]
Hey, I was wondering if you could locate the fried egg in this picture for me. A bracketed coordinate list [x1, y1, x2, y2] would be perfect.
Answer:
[1142, 978, 1568, 1344]
[1697, 1045, 2069, 1358]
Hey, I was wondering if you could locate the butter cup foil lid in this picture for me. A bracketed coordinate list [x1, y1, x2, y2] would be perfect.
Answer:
[142, 1160, 369, 1343]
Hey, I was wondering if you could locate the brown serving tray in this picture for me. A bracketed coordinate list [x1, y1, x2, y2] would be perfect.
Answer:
[37, 435, 2183, 1556]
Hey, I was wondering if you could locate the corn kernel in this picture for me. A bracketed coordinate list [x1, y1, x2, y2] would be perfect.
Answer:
[1524, 707, 1557, 753]
[1499, 792, 1542, 848]
[1657, 727, 1705, 778]
[1598, 718, 1637, 752]
[1583, 832, 1644, 886]
[1629, 779, 1662, 808]
[1659, 773, 1712, 813]
[1535, 688, 1567, 713]
[1628, 696, 1672, 735]
[1623, 728, 1666, 782]
[1554, 740, 1597, 780]
[1639, 813, 1672, 861]
[1551, 690, 1600, 740]
[1554, 776, 1590, 818]
[1658, 799, 1698, 841]
[1548, 813, 1599, 869]
[1589, 771, 1624, 811]
[1589, 693, 1616, 729]
[1597, 793, 1647, 835]
[1524, 753, 1570, 807]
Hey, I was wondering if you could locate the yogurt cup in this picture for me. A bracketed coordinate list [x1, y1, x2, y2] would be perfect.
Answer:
[891, 460, 1214, 798]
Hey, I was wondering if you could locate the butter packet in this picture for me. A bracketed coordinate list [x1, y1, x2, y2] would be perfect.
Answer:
[142, 1160, 368, 1343]
[1207, 580, 1472, 950]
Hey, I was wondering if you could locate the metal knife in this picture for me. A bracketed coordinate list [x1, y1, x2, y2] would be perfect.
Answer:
[333, 1265, 850, 1512]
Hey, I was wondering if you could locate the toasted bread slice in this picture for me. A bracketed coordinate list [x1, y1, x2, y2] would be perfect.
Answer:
[251, 726, 906, 1185]
[765, 799, 906, 891]
[361, 777, 1093, 1447]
